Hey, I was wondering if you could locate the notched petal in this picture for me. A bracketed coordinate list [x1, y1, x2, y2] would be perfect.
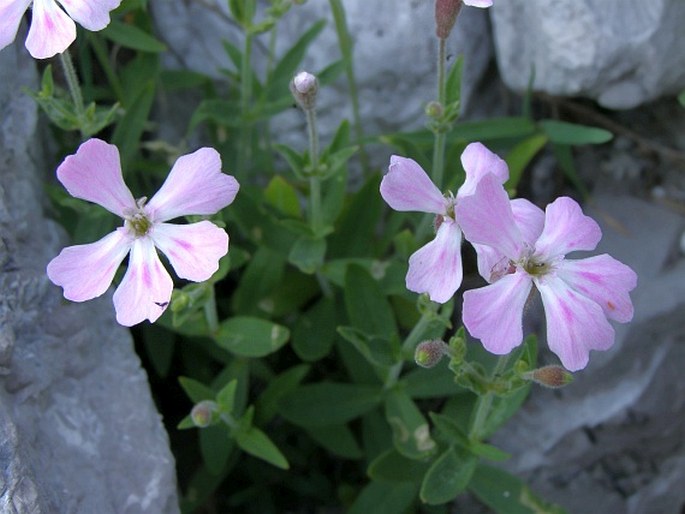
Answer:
[380, 155, 447, 214]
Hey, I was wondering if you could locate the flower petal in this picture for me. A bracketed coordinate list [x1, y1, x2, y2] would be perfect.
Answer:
[56, 138, 136, 218]
[145, 148, 239, 222]
[463, 270, 533, 355]
[47, 228, 132, 302]
[380, 156, 447, 214]
[537, 275, 615, 371]
[473, 199, 545, 283]
[25, 0, 76, 59]
[511, 198, 545, 245]
[534, 197, 602, 261]
[0, 0, 31, 52]
[406, 219, 462, 303]
[557, 254, 637, 323]
[456, 173, 524, 260]
[151, 221, 229, 282]
[457, 142, 508, 198]
[463, 0, 493, 7]
[112, 237, 174, 326]
[57, 0, 121, 31]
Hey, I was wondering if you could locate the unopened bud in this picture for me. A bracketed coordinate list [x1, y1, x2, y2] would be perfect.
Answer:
[191, 400, 218, 428]
[290, 71, 318, 110]
[524, 365, 573, 389]
[425, 101, 444, 119]
[435, 0, 462, 39]
[415, 339, 449, 368]
[171, 290, 190, 312]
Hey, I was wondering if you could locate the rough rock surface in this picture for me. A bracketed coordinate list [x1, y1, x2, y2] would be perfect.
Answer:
[491, 0, 685, 109]
[0, 42, 179, 513]
[151, 0, 495, 154]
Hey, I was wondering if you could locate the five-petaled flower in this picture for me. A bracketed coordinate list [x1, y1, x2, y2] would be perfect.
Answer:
[380, 142, 508, 303]
[456, 173, 637, 371]
[0, 0, 121, 59]
[47, 138, 239, 326]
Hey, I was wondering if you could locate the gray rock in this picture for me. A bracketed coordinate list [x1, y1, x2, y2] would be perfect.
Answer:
[150, 0, 495, 164]
[0, 40, 179, 514]
[491, 0, 685, 109]
[491, 195, 685, 514]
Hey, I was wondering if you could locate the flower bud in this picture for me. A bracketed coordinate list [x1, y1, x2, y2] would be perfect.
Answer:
[290, 71, 318, 110]
[425, 101, 444, 119]
[191, 400, 218, 428]
[524, 365, 573, 389]
[435, 0, 462, 39]
[415, 339, 449, 368]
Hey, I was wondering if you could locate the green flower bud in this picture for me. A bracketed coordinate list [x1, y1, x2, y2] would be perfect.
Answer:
[415, 339, 449, 368]
[524, 365, 574, 389]
[191, 400, 218, 428]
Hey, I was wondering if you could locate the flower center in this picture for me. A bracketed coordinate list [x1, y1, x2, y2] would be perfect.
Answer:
[124, 197, 152, 237]
[523, 257, 552, 277]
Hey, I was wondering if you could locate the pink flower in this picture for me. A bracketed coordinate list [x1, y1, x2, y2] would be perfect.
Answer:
[456, 174, 637, 371]
[380, 142, 508, 303]
[47, 138, 239, 326]
[463, 0, 493, 7]
[0, 0, 121, 59]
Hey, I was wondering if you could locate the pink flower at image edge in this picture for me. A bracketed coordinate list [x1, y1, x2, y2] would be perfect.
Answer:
[456, 174, 637, 371]
[0, 0, 122, 59]
[47, 138, 239, 327]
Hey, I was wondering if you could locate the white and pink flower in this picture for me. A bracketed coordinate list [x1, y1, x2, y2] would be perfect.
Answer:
[47, 138, 239, 326]
[456, 173, 637, 371]
[0, 0, 121, 59]
[380, 142, 508, 303]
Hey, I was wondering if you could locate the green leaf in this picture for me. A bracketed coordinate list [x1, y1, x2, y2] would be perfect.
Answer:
[111, 80, 155, 168]
[429, 413, 510, 461]
[402, 365, 462, 399]
[264, 175, 302, 218]
[159, 69, 210, 90]
[177, 415, 195, 430]
[420, 446, 477, 505]
[273, 143, 306, 179]
[230, 245, 286, 315]
[678, 89, 685, 108]
[368, 448, 431, 483]
[348, 481, 417, 514]
[101, 20, 167, 52]
[200, 424, 234, 475]
[337, 326, 398, 368]
[480, 386, 531, 439]
[216, 379, 238, 414]
[178, 377, 214, 403]
[234, 426, 289, 470]
[267, 20, 326, 100]
[344, 264, 398, 339]
[539, 120, 613, 145]
[214, 316, 289, 357]
[278, 382, 382, 428]
[292, 298, 337, 361]
[255, 364, 310, 425]
[505, 133, 549, 193]
[445, 55, 464, 105]
[307, 424, 363, 459]
[191, 98, 242, 129]
[469, 465, 568, 514]
[385, 390, 437, 459]
[288, 236, 326, 274]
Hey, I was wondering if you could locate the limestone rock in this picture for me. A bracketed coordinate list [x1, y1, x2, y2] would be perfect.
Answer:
[491, 0, 685, 109]
[0, 40, 179, 514]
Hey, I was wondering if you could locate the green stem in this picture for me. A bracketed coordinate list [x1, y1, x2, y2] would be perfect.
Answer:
[204, 286, 220, 335]
[305, 107, 322, 234]
[237, 31, 254, 178]
[59, 50, 87, 137]
[431, 38, 448, 189]
[384, 312, 433, 389]
[328, 0, 369, 172]
[468, 355, 510, 441]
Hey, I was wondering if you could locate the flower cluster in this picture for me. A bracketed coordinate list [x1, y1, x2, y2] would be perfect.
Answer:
[0, 0, 121, 59]
[47, 139, 239, 326]
[381, 143, 637, 371]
